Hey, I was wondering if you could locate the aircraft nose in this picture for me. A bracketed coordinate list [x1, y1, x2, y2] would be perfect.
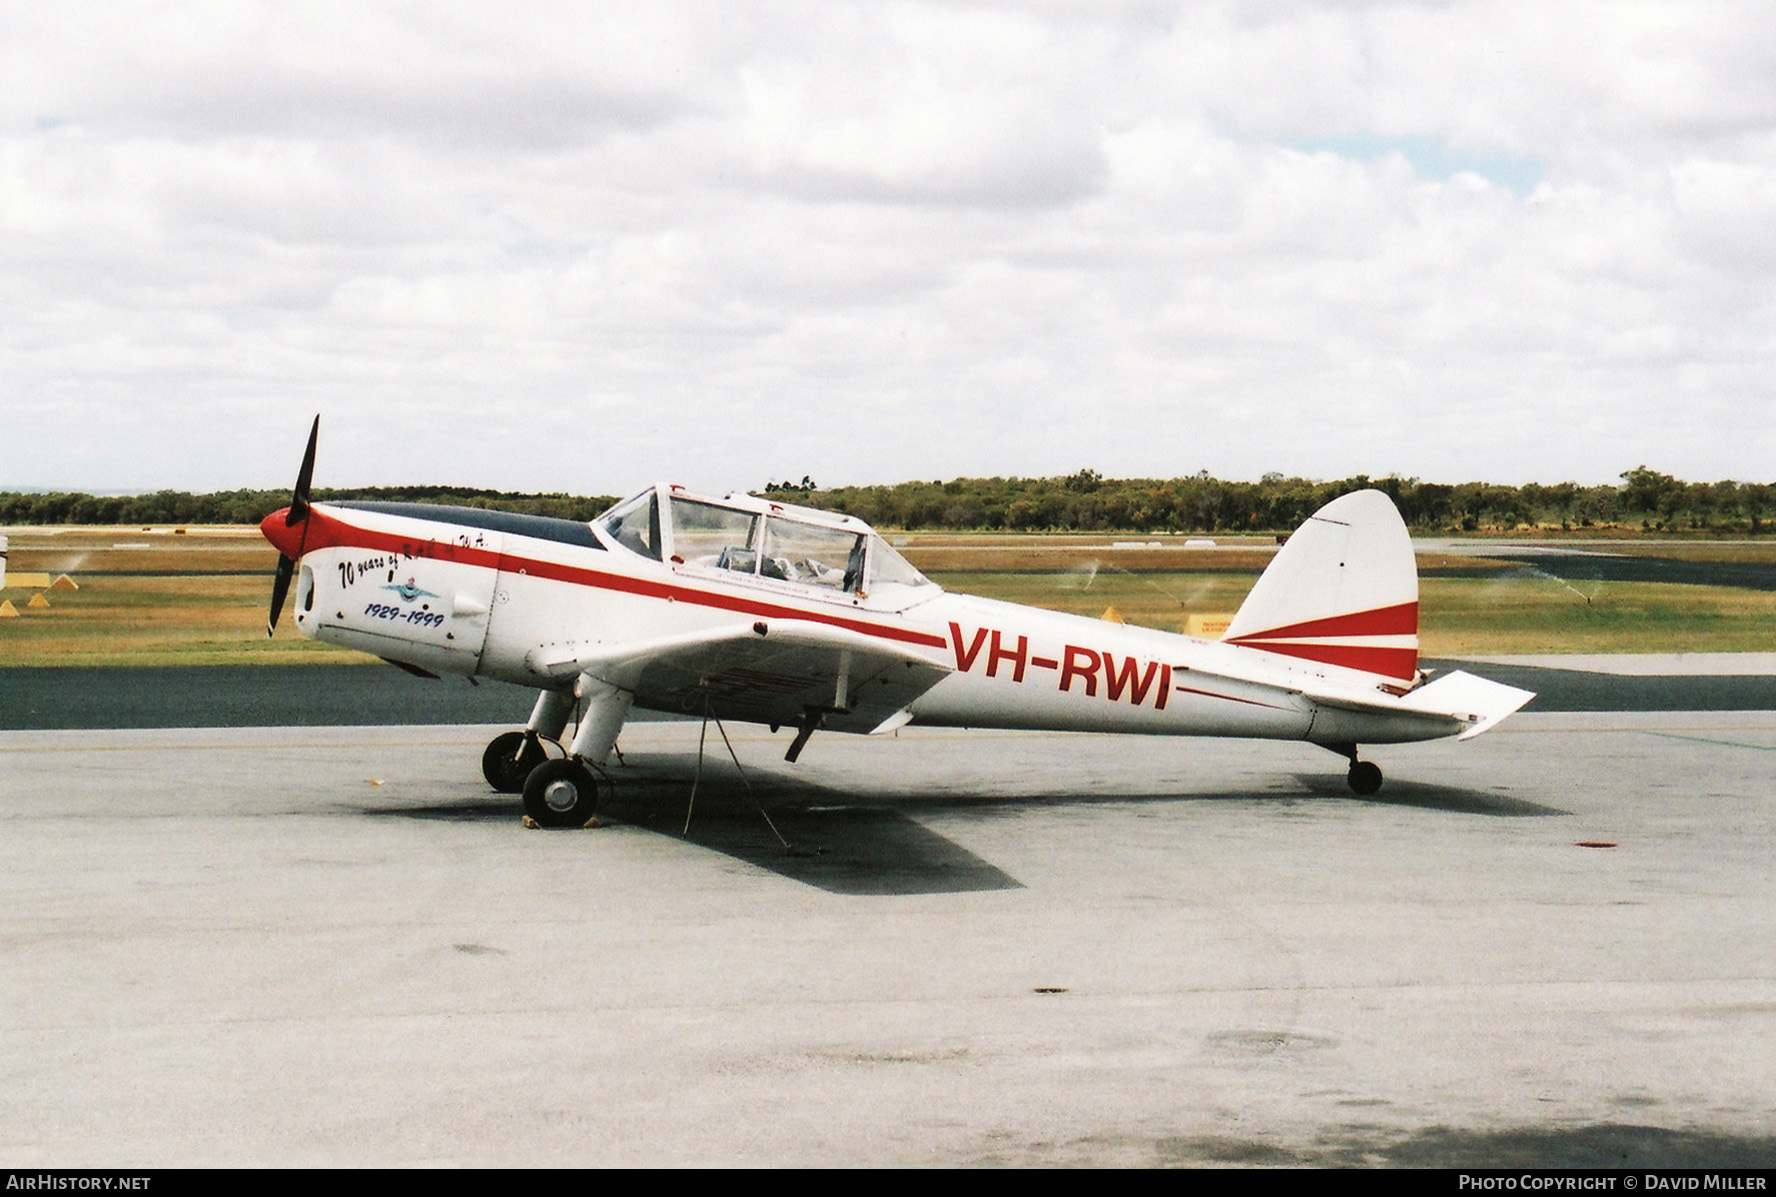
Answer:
[261, 507, 304, 558]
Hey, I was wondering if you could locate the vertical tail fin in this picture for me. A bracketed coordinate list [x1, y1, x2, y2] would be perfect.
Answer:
[1221, 490, 1419, 684]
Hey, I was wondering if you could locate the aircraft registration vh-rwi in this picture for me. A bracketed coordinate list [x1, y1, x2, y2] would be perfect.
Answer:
[261, 418, 1534, 828]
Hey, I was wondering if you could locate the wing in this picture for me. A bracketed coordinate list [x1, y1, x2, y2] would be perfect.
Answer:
[524, 619, 952, 734]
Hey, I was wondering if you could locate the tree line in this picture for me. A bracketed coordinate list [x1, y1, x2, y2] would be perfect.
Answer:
[0, 486, 615, 528]
[2, 467, 1769, 534]
[776, 467, 1772, 535]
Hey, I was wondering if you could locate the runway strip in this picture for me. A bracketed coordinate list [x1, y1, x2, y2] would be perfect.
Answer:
[0, 664, 538, 730]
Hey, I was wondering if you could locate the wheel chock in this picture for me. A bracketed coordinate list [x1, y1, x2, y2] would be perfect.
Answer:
[521, 814, 605, 830]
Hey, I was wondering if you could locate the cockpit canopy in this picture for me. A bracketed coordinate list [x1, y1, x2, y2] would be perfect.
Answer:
[596, 485, 939, 610]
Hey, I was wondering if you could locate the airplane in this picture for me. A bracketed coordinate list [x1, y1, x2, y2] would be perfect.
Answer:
[260, 417, 1534, 827]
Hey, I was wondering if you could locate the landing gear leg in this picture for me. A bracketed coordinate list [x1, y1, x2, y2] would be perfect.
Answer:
[568, 675, 632, 767]
[521, 676, 633, 830]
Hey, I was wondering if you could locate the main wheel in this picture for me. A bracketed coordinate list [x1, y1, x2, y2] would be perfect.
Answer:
[1347, 760, 1384, 796]
[482, 731, 547, 794]
[522, 758, 606, 828]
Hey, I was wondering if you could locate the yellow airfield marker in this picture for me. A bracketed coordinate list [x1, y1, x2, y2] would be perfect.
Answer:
[51, 574, 79, 591]
[0, 600, 17, 618]
[1186, 613, 1234, 639]
[27, 593, 50, 610]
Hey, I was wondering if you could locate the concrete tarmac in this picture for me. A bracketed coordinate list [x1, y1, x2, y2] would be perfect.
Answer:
[3, 705, 1775, 1167]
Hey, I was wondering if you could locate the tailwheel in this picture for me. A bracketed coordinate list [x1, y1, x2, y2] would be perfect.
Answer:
[1347, 760, 1384, 796]
[522, 758, 608, 829]
[482, 730, 548, 794]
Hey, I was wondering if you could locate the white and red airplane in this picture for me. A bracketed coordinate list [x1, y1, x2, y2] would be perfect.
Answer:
[261, 418, 1533, 827]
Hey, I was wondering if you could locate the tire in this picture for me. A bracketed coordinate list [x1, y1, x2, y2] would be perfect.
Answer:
[1347, 760, 1384, 796]
[482, 731, 547, 794]
[521, 758, 605, 828]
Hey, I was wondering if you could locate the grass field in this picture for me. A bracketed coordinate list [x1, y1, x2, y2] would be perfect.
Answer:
[2, 525, 1772, 666]
[1, 527, 361, 666]
[923, 570, 1776, 656]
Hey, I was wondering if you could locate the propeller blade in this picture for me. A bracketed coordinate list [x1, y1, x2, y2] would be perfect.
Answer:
[268, 554, 295, 637]
[286, 414, 319, 526]
[267, 415, 320, 637]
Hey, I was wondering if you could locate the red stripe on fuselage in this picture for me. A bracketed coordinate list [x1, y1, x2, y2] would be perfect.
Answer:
[281, 506, 948, 653]
[1172, 683, 1292, 711]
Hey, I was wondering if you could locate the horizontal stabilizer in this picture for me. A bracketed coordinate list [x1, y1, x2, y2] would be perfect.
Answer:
[1398, 670, 1536, 740]
[1297, 668, 1534, 741]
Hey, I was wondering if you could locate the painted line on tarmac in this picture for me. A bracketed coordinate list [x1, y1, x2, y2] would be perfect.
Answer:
[1483, 717, 1776, 731]
[1642, 731, 1776, 752]
[0, 725, 743, 754]
[0, 737, 486, 754]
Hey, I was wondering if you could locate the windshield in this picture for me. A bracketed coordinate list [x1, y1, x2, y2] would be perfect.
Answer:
[600, 491, 660, 560]
[868, 536, 932, 590]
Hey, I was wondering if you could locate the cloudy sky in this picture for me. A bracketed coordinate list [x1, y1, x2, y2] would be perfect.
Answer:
[4, 1, 1773, 497]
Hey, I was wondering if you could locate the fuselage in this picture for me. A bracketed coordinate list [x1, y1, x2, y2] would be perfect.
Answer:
[261, 488, 1479, 750]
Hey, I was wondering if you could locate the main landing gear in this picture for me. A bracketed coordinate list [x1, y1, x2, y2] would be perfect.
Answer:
[520, 758, 609, 828]
[481, 683, 801, 850]
[481, 731, 548, 794]
[480, 730, 610, 827]
[484, 682, 632, 829]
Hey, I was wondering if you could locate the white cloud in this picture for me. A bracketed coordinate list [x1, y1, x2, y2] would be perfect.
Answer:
[2, 0, 1773, 495]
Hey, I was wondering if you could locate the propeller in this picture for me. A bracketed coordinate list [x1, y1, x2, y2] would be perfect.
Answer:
[265, 415, 320, 637]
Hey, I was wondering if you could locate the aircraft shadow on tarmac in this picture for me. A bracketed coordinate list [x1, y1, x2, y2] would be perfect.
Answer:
[354, 755, 1563, 894]
[1289, 774, 1569, 817]
[360, 778, 1024, 896]
[620, 795, 1025, 896]
[876, 776, 1569, 820]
